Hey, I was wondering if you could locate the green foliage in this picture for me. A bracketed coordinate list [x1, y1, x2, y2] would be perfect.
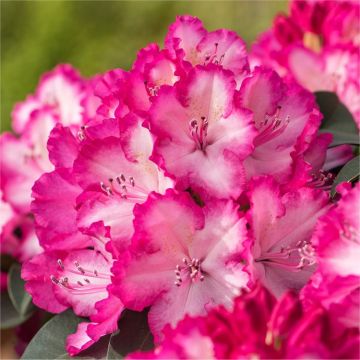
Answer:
[8, 263, 35, 317]
[1, 292, 32, 329]
[108, 309, 153, 358]
[20, 309, 152, 360]
[21, 310, 84, 359]
[1, 0, 286, 132]
[1, 263, 34, 329]
[316, 91, 359, 147]
[315, 91, 359, 196]
[331, 155, 360, 197]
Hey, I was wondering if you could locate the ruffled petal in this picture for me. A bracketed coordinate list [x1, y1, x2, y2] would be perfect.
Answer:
[31, 168, 91, 250]
[66, 322, 95, 357]
[47, 124, 79, 169]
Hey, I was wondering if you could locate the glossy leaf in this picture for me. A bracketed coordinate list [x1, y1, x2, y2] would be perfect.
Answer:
[316, 91, 359, 147]
[331, 155, 360, 197]
[0, 291, 32, 329]
[8, 263, 34, 316]
[106, 331, 122, 360]
[21, 310, 83, 359]
[106, 309, 154, 359]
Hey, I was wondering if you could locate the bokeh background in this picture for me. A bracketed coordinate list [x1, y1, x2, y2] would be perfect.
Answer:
[1, 1, 287, 132]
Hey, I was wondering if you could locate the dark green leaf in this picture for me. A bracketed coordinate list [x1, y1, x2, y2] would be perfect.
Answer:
[1, 291, 32, 329]
[315, 91, 359, 147]
[106, 332, 122, 360]
[107, 309, 154, 359]
[331, 155, 360, 197]
[21, 310, 83, 359]
[8, 263, 34, 316]
[315, 91, 339, 121]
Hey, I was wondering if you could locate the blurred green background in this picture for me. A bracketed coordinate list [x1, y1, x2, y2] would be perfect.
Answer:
[1, 0, 286, 132]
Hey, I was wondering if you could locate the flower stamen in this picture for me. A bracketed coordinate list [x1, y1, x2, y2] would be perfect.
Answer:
[174, 257, 205, 286]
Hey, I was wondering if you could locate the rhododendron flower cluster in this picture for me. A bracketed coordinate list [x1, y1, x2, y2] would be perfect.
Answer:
[251, 0, 360, 126]
[1, 65, 96, 264]
[1, 5, 359, 360]
[129, 284, 360, 359]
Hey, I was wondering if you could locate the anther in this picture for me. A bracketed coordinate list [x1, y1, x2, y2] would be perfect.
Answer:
[50, 275, 59, 285]
[75, 261, 85, 274]
[100, 182, 112, 196]
[129, 177, 135, 187]
[190, 120, 198, 128]
[57, 259, 64, 270]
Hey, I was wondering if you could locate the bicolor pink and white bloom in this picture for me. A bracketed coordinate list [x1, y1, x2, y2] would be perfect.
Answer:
[12, 64, 88, 134]
[250, 0, 360, 126]
[237, 67, 324, 184]
[113, 189, 249, 342]
[0, 193, 40, 263]
[129, 284, 360, 359]
[94, 15, 250, 123]
[165, 15, 249, 84]
[92, 49, 179, 123]
[0, 64, 93, 260]
[149, 64, 255, 199]
[1, 64, 94, 213]
[72, 115, 173, 246]
[244, 176, 330, 298]
[22, 224, 124, 356]
[301, 182, 360, 328]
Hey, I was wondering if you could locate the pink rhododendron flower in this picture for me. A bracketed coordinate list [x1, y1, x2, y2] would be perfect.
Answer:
[244, 176, 330, 298]
[250, 0, 360, 126]
[113, 189, 248, 342]
[12, 64, 88, 133]
[22, 237, 112, 315]
[287, 44, 360, 124]
[301, 182, 360, 328]
[94, 15, 249, 122]
[129, 284, 360, 359]
[1, 64, 92, 213]
[165, 15, 249, 84]
[72, 117, 173, 246]
[149, 64, 255, 199]
[30, 97, 172, 249]
[0, 64, 93, 262]
[0, 111, 54, 213]
[92, 52, 178, 123]
[237, 66, 324, 183]
[22, 224, 124, 355]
